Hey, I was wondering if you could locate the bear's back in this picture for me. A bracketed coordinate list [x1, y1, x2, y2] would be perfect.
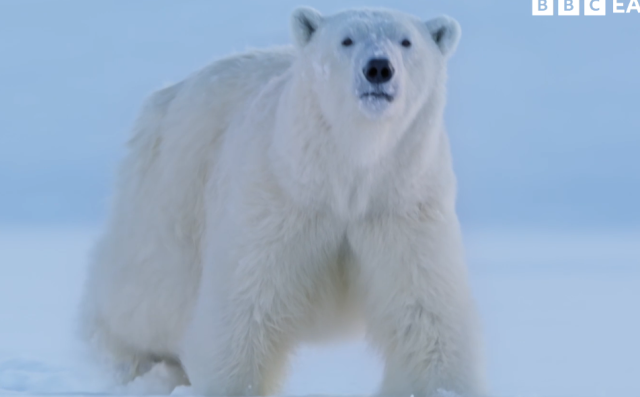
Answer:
[83, 47, 298, 354]
[175, 46, 295, 129]
[120, 45, 297, 234]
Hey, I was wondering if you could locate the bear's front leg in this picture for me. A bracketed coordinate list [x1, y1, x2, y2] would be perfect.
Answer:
[348, 208, 485, 397]
[181, 208, 342, 396]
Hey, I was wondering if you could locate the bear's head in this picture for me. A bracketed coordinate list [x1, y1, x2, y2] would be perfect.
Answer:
[290, 7, 460, 131]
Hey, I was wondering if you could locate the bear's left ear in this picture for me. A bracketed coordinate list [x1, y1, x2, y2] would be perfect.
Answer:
[425, 16, 461, 58]
[291, 7, 324, 48]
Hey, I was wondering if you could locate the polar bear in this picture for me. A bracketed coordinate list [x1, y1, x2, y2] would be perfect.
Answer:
[80, 6, 485, 397]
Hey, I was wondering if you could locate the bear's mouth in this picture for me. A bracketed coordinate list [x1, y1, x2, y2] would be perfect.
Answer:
[360, 92, 394, 102]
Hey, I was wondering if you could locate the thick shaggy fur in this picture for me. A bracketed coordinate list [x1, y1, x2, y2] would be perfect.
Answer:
[80, 7, 485, 397]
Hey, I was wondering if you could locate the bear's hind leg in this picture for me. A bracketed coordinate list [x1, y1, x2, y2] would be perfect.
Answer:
[81, 309, 188, 390]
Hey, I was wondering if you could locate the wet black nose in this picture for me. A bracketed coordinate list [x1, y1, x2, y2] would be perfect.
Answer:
[363, 58, 394, 84]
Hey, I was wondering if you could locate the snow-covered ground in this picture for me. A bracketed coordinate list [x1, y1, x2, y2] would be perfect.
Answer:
[1, 227, 638, 397]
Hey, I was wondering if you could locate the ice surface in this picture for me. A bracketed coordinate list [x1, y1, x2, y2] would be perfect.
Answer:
[1, 227, 639, 396]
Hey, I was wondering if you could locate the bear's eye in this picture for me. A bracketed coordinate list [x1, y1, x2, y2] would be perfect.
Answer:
[342, 38, 353, 47]
[401, 39, 412, 48]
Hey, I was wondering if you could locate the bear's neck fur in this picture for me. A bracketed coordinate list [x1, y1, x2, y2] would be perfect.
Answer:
[268, 63, 456, 220]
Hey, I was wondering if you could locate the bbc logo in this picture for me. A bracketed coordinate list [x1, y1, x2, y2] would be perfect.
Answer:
[533, 0, 640, 15]
[533, 0, 605, 15]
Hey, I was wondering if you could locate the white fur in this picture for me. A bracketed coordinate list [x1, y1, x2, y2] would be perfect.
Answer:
[80, 7, 485, 397]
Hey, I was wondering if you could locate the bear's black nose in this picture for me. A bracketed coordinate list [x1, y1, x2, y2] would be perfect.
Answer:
[363, 58, 394, 84]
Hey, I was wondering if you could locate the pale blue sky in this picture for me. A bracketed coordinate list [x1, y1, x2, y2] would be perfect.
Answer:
[1, 0, 638, 228]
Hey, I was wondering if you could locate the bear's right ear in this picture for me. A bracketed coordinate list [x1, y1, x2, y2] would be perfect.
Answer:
[291, 7, 323, 47]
